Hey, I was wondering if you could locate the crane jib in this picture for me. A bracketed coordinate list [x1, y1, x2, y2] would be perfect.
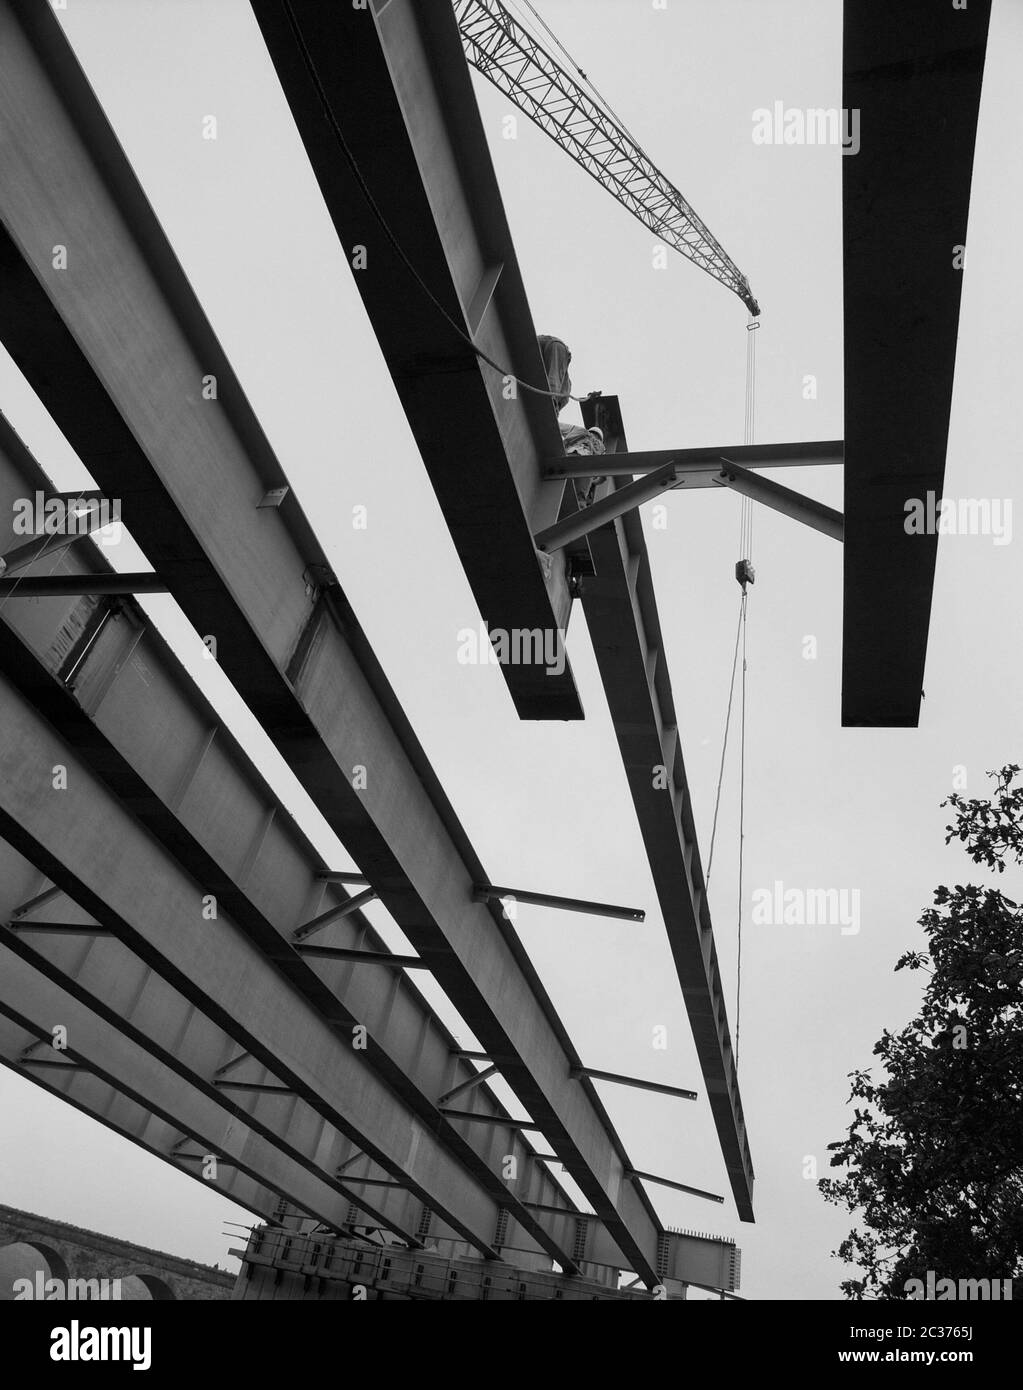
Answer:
[455, 0, 759, 316]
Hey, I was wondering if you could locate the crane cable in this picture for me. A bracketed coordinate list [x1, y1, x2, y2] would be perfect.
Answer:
[707, 315, 758, 1072]
[736, 315, 758, 1070]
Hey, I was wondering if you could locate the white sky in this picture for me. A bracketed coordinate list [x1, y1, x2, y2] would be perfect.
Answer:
[1, 0, 1020, 1300]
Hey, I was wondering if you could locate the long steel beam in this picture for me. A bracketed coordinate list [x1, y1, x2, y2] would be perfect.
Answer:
[577, 396, 755, 1221]
[0, 667, 508, 1254]
[0, 424, 593, 1276]
[0, 934, 400, 1240]
[1, 848, 685, 1277]
[841, 0, 991, 726]
[249, 0, 582, 721]
[0, 841, 709, 1281]
[0, 2, 669, 1281]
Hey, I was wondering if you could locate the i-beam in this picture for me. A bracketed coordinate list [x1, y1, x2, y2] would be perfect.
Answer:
[534, 459, 843, 553]
[439, 1109, 538, 1130]
[543, 439, 844, 480]
[437, 1064, 499, 1107]
[5, 921, 115, 937]
[291, 888, 379, 941]
[714, 460, 843, 542]
[296, 946, 428, 970]
[571, 1067, 697, 1101]
[628, 1169, 724, 1204]
[471, 884, 644, 922]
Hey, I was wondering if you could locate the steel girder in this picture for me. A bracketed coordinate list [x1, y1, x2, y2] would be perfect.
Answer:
[250, 0, 582, 720]
[0, 426, 602, 1274]
[578, 397, 755, 1221]
[0, 929, 383, 1240]
[0, 2, 671, 1281]
[842, 0, 991, 726]
[0, 666, 518, 1254]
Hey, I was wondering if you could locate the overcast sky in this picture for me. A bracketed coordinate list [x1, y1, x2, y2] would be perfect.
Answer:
[1, 0, 1020, 1300]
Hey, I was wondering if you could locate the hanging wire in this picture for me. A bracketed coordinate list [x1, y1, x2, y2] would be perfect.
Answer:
[743, 314, 759, 556]
[733, 314, 759, 1071]
[707, 317, 758, 1069]
[736, 584, 749, 1070]
[705, 601, 742, 890]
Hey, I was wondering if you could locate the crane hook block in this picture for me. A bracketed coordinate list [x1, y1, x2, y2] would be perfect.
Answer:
[735, 559, 755, 589]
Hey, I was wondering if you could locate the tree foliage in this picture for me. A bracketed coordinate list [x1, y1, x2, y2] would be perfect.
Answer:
[819, 765, 1023, 1299]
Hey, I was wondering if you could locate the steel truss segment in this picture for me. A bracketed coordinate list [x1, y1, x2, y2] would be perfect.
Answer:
[0, 2, 669, 1283]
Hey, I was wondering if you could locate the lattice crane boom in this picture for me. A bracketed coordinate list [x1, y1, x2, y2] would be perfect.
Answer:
[455, 0, 760, 317]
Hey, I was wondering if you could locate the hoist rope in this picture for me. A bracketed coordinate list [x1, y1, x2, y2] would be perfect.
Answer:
[736, 582, 748, 1071]
[708, 317, 758, 1071]
[706, 600, 742, 890]
[735, 316, 758, 1069]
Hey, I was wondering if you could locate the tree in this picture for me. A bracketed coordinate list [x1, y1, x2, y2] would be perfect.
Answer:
[819, 765, 1023, 1299]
